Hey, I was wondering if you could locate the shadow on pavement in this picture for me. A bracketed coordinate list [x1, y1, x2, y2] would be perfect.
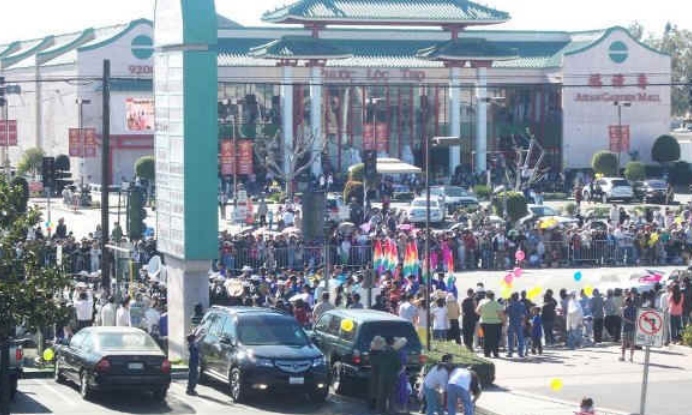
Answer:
[96, 391, 196, 415]
[12, 391, 52, 414]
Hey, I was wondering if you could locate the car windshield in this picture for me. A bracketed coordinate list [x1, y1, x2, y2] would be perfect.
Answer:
[646, 180, 667, 188]
[238, 316, 309, 346]
[611, 179, 630, 187]
[96, 332, 160, 351]
[429, 187, 444, 196]
[357, 322, 421, 351]
[412, 200, 438, 208]
[531, 206, 557, 216]
[444, 187, 467, 197]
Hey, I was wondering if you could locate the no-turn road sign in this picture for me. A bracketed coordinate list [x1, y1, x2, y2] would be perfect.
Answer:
[636, 308, 664, 348]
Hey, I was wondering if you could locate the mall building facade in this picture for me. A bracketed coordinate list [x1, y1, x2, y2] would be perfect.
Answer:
[0, 0, 671, 183]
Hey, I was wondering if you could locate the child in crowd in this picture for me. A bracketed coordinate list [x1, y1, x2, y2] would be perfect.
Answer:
[576, 397, 595, 414]
[531, 306, 543, 355]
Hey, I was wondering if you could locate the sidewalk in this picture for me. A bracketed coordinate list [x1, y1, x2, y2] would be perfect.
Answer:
[478, 387, 629, 415]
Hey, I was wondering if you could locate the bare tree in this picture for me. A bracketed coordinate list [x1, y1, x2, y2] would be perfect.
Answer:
[254, 126, 324, 196]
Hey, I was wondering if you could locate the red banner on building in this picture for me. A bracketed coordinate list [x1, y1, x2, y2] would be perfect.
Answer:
[363, 123, 389, 152]
[220, 140, 235, 175]
[0, 120, 18, 146]
[608, 125, 630, 152]
[69, 128, 98, 157]
[237, 140, 254, 175]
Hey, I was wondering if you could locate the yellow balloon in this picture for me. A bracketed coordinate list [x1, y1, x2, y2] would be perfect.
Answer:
[549, 378, 564, 392]
[501, 286, 512, 300]
[341, 319, 354, 332]
[43, 348, 55, 362]
[584, 286, 594, 297]
[528, 287, 542, 300]
[676, 216, 683, 225]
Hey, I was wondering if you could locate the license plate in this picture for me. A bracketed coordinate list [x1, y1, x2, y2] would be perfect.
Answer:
[128, 362, 144, 370]
[289, 377, 304, 385]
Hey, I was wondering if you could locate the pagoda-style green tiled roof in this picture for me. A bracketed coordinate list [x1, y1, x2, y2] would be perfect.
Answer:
[417, 38, 518, 61]
[249, 36, 352, 60]
[262, 0, 509, 26]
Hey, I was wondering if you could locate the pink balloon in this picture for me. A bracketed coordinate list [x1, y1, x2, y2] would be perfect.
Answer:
[513, 267, 523, 278]
[515, 250, 525, 262]
[504, 273, 514, 285]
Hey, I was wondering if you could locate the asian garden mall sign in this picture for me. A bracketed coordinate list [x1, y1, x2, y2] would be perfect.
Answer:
[131, 35, 154, 60]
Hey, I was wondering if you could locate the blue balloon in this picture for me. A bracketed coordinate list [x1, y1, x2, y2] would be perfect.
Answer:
[574, 271, 582, 281]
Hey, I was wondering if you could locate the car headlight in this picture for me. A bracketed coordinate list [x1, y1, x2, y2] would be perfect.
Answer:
[312, 356, 327, 367]
[254, 358, 274, 368]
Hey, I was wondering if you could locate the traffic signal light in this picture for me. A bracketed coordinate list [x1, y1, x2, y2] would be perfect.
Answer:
[127, 187, 147, 240]
[41, 157, 55, 188]
[0, 76, 5, 107]
[363, 150, 377, 182]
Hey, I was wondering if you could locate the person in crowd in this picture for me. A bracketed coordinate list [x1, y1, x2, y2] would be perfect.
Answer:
[590, 289, 605, 344]
[369, 336, 401, 415]
[541, 290, 557, 346]
[446, 293, 462, 345]
[99, 295, 117, 327]
[191, 303, 204, 329]
[669, 283, 684, 344]
[399, 294, 417, 324]
[391, 337, 410, 414]
[186, 331, 201, 396]
[432, 297, 449, 341]
[461, 289, 478, 351]
[116, 296, 131, 327]
[505, 292, 527, 358]
[604, 289, 620, 342]
[420, 354, 452, 415]
[566, 291, 584, 349]
[415, 299, 429, 347]
[349, 293, 364, 309]
[530, 306, 543, 355]
[446, 366, 482, 415]
[620, 297, 637, 362]
[313, 292, 334, 320]
[476, 291, 503, 358]
[578, 397, 595, 414]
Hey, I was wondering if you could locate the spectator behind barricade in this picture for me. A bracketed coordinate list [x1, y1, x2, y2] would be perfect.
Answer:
[116, 296, 132, 327]
[100, 295, 117, 327]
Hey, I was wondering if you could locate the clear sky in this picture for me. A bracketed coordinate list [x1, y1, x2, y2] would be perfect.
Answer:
[0, 0, 690, 43]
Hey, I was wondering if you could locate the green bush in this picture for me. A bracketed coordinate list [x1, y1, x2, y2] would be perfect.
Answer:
[491, 191, 527, 223]
[349, 163, 364, 182]
[651, 134, 680, 164]
[17, 147, 44, 177]
[591, 151, 618, 177]
[343, 180, 364, 204]
[624, 161, 646, 181]
[564, 202, 577, 216]
[473, 185, 491, 200]
[543, 192, 568, 200]
[135, 156, 155, 182]
[425, 341, 495, 387]
[267, 192, 285, 204]
[669, 161, 692, 186]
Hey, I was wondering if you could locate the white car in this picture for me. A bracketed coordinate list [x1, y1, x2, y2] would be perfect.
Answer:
[519, 204, 578, 227]
[582, 177, 634, 203]
[430, 186, 479, 213]
[407, 197, 445, 223]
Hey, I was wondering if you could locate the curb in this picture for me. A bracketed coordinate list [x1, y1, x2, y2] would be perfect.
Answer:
[22, 366, 189, 380]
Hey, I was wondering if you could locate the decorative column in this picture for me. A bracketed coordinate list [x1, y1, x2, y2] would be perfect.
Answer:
[448, 65, 461, 173]
[281, 64, 294, 179]
[475, 64, 488, 173]
[309, 63, 323, 177]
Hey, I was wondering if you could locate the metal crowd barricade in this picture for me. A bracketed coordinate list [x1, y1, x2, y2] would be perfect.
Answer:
[569, 239, 619, 266]
[222, 244, 372, 273]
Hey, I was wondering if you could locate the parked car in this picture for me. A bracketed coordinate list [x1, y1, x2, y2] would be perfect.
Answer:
[632, 179, 670, 204]
[0, 340, 23, 401]
[518, 204, 577, 227]
[430, 186, 479, 213]
[309, 309, 424, 396]
[582, 178, 634, 203]
[198, 307, 328, 403]
[54, 327, 171, 401]
[406, 197, 444, 223]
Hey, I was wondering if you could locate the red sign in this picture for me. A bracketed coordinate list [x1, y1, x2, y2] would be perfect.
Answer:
[608, 125, 630, 152]
[363, 123, 389, 152]
[0, 120, 18, 146]
[237, 140, 254, 175]
[638, 310, 663, 336]
[220, 140, 235, 175]
[68, 128, 98, 157]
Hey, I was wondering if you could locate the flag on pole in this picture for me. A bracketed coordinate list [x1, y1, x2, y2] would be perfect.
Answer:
[374, 240, 384, 273]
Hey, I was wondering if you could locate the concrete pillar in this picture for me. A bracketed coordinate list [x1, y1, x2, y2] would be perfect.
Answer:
[475, 66, 488, 173]
[309, 64, 323, 177]
[165, 257, 210, 361]
[281, 65, 294, 179]
[449, 66, 461, 174]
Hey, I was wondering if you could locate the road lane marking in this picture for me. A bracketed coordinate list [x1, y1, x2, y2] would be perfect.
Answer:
[37, 379, 79, 406]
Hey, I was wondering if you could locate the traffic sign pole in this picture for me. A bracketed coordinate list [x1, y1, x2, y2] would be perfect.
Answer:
[640, 345, 650, 415]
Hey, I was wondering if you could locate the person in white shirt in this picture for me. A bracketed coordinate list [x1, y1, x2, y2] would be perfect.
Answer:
[100, 296, 117, 327]
[116, 297, 132, 327]
[74, 290, 94, 331]
[144, 301, 162, 335]
[431, 298, 449, 340]
[398, 294, 417, 323]
[421, 355, 452, 415]
[447, 367, 482, 415]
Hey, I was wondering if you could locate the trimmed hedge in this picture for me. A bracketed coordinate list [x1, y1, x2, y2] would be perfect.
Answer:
[491, 191, 527, 223]
[473, 185, 491, 200]
[424, 341, 495, 387]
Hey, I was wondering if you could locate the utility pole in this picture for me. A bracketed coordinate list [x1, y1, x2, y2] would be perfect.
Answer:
[101, 60, 111, 293]
[76, 98, 91, 188]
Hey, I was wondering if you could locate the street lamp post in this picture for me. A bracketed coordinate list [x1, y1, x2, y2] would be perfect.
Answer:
[76, 98, 91, 188]
[613, 101, 631, 171]
[425, 136, 461, 350]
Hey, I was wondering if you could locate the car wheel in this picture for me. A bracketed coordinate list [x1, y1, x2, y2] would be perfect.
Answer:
[54, 360, 65, 384]
[310, 387, 329, 403]
[152, 387, 168, 402]
[79, 371, 92, 400]
[331, 362, 350, 395]
[229, 368, 246, 403]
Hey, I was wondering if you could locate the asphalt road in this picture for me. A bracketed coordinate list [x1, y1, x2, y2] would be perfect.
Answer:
[13, 377, 370, 415]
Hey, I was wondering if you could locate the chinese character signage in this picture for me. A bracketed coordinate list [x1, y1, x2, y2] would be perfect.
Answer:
[363, 123, 389, 152]
[220, 140, 235, 175]
[0, 120, 18, 146]
[238, 140, 254, 175]
[220, 140, 253, 175]
[576, 73, 658, 103]
[68, 128, 98, 157]
[609, 125, 630, 152]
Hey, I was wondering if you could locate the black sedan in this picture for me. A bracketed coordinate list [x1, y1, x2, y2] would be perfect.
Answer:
[633, 179, 670, 204]
[54, 327, 171, 401]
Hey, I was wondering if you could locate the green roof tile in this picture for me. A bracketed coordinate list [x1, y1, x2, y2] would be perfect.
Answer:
[249, 36, 352, 60]
[262, 0, 509, 25]
[417, 38, 518, 61]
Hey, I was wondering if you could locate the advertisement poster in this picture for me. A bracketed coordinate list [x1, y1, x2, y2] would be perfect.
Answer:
[68, 128, 98, 157]
[220, 140, 235, 175]
[126, 98, 155, 132]
[238, 140, 254, 175]
[363, 123, 389, 152]
[608, 125, 630, 152]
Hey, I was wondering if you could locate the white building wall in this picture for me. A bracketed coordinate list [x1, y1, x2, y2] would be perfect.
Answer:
[562, 28, 671, 168]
